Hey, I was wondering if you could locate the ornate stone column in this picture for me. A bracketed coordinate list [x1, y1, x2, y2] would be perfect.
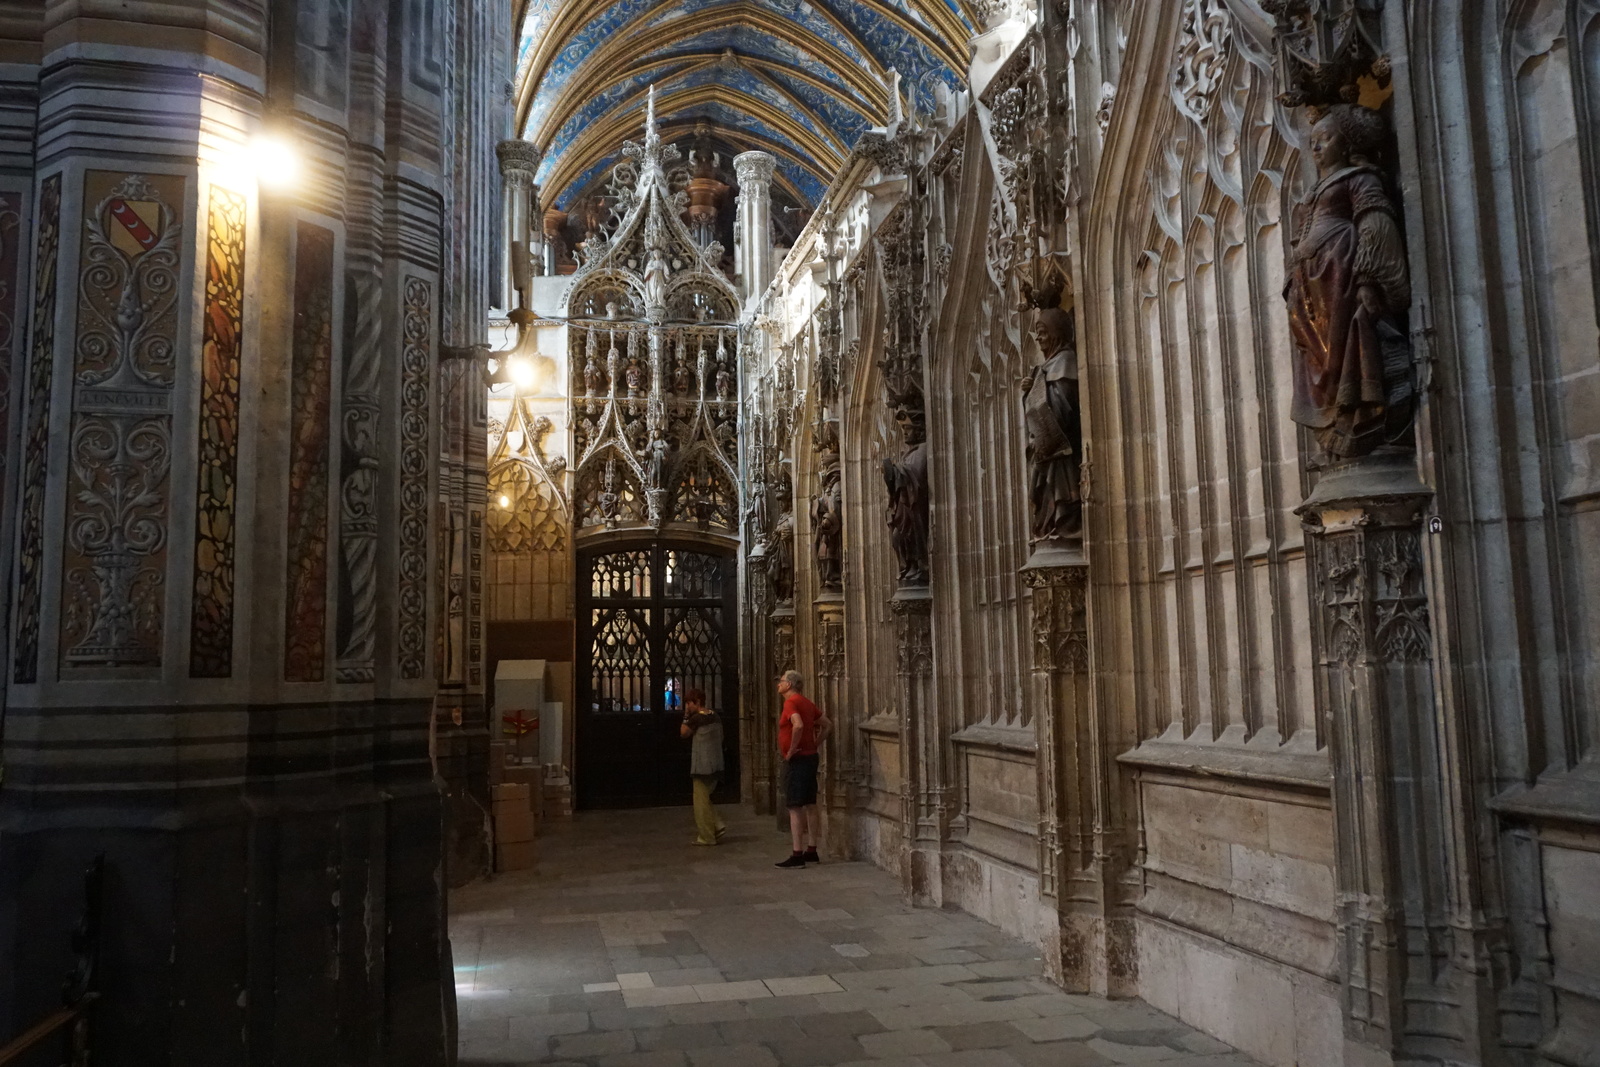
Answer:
[497, 139, 542, 304]
[892, 587, 941, 904]
[1023, 545, 1115, 991]
[1298, 455, 1456, 1062]
[733, 151, 775, 304]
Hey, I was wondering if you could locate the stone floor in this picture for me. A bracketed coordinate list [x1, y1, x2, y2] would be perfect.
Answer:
[450, 807, 1262, 1067]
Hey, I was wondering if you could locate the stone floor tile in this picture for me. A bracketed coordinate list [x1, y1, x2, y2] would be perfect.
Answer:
[1086, 1037, 1183, 1063]
[858, 1028, 954, 1057]
[694, 979, 771, 1001]
[795, 1010, 890, 1039]
[1005, 1043, 1115, 1067]
[964, 960, 1042, 980]
[914, 949, 986, 965]
[595, 1052, 689, 1067]
[551, 1028, 638, 1058]
[654, 968, 726, 987]
[592, 1006, 673, 1031]
[550, 990, 626, 1012]
[506, 1010, 590, 1041]
[625, 985, 702, 1007]
[918, 1051, 1024, 1067]
[1010, 1014, 1100, 1042]
[766, 974, 846, 996]
[931, 1021, 1035, 1050]
[633, 1022, 725, 1051]
[688, 1044, 782, 1067]
[747, 994, 826, 1018]
[667, 1001, 752, 1025]
[715, 1016, 807, 1045]
[1175, 1032, 1235, 1055]
[449, 809, 1263, 1067]
[766, 1034, 871, 1067]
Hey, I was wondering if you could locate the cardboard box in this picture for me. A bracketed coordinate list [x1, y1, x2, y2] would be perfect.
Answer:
[495, 810, 534, 844]
[496, 840, 535, 872]
[492, 782, 530, 805]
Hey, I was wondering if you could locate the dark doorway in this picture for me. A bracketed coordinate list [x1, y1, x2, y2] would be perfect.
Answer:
[575, 541, 739, 809]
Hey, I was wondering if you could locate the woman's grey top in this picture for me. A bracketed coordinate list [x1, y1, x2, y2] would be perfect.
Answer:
[686, 711, 725, 777]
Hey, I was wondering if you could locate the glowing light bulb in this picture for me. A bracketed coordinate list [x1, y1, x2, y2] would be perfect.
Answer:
[248, 135, 299, 190]
[509, 358, 537, 389]
[499, 495, 511, 508]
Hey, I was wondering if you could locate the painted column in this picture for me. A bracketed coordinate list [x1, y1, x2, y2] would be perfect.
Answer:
[733, 151, 775, 305]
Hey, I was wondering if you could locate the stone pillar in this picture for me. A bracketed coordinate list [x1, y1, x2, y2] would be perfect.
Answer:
[1298, 453, 1460, 1064]
[814, 592, 851, 850]
[0, 0, 468, 1058]
[771, 604, 796, 832]
[1023, 544, 1128, 993]
[733, 151, 775, 304]
[892, 587, 941, 904]
[497, 140, 542, 305]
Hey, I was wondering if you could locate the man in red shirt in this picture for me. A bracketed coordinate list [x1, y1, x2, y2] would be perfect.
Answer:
[774, 670, 830, 868]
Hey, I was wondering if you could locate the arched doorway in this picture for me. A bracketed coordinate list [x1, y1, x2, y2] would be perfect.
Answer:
[576, 540, 739, 808]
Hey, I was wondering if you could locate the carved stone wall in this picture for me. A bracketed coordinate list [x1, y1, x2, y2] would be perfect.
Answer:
[740, 1, 1600, 1064]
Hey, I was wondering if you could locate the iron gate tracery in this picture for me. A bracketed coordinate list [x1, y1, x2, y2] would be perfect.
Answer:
[577, 542, 739, 808]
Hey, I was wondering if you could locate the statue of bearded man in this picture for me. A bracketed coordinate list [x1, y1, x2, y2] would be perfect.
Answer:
[1021, 307, 1082, 543]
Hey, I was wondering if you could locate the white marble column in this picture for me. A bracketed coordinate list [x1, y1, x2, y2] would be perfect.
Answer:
[497, 139, 541, 306]
[734, 150, 776, 305]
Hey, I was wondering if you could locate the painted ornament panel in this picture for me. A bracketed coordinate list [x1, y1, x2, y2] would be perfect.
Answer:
[58, 171, 185, 671]
[190, 186, 246, 678]
[12, 174, 62, 683]
[283, 223, 335, 683]
[397, 275, 433, 680]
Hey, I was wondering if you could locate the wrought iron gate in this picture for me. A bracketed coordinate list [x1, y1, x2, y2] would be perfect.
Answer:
[576, 542, 739, 808]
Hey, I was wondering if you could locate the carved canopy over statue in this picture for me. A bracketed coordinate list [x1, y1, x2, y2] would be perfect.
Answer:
[1021, 307, 1082, 543]
[1285, 103, 1414, 462]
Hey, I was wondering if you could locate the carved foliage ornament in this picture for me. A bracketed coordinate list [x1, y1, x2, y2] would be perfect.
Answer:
[892, 595, 933, 678]
[397, 276, 433, 679]
[1171, 0, 1234, 125]
[1318, 526, 1429, 667]
[1024, 566, 1088, 674]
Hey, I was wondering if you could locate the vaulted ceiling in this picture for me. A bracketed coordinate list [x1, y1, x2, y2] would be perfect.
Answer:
[515, 0, 976, 212]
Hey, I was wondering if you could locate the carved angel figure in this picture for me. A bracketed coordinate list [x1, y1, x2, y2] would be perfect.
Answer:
[881, 402, 930, 586]
[1021, 307, 1082, 543]
[1286, 104, 1414, 461]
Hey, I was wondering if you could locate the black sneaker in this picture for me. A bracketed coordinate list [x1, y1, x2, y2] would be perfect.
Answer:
[774, 852, 807, 869]
[802, 848, 820, 864]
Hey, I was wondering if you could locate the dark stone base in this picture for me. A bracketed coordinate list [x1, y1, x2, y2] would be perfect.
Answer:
[0, 698, 454, 1067]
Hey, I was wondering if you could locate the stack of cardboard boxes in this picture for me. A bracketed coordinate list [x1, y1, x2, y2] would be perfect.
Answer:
[492, 782, 537, 872]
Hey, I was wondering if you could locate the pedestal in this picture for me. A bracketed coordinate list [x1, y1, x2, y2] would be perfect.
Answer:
[1298, 450, 1463, 1064]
